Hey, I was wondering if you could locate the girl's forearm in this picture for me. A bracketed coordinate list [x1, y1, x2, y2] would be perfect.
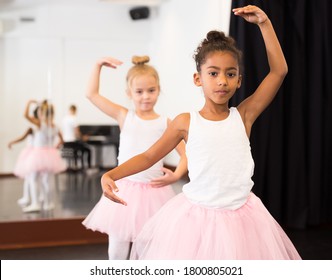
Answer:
[259, 19, 288, 77]
[105, 153, 155, 181]
[172, 156, 188, 181]
[86, 64, 102, 100]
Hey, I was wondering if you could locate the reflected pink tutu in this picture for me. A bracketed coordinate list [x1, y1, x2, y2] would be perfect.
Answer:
[82, 179, 176, 241]
[13, 146, 33, 178]
[130, 192, 302, 260]
[16, 147, 67, 176]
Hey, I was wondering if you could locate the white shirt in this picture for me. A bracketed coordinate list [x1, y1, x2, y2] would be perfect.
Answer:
[62, 115, 78, 142]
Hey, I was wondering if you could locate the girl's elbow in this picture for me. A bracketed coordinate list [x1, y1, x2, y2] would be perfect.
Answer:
[277, 64, 288, 80]
[282, 63, 288, 77]
[86, 93, 93, 100]
[280, 59, 288, 76]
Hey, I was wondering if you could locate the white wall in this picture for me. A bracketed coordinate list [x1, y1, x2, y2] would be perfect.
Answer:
[0, 0, 231, 173]
[149, 0, 232, 164]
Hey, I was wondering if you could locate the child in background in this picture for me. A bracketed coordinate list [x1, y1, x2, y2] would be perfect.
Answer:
[99, 6, 301, 259]
[22, 100, 67, 213]
[8, 127, 35, 207]
[9, 104, 42, 208]
[82, 55, 187, 259]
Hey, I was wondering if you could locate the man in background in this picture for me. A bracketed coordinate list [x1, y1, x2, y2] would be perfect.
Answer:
[62, 104, 92, 170]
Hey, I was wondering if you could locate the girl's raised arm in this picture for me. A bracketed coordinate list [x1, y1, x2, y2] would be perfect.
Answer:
[86, 57, 127, 128]
[24, 100, 40, 127]
[234, 5, 288, 133]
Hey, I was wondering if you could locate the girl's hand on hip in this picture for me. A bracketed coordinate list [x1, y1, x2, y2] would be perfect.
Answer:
[150, 167, 179, 188]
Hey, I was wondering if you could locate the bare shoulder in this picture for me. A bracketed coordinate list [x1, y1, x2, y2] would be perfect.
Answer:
[168, 113, 190, 141]
[172, 113, 190, 128]
[236, 104, 246, 119]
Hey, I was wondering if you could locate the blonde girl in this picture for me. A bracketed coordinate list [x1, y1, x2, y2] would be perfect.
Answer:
[82, 55, 187, 259]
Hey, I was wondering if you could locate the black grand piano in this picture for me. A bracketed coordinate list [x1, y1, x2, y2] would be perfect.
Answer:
[79, 124, 120, 169]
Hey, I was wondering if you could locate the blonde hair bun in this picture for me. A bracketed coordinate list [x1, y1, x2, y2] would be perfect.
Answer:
[132, 55, 150, 65]
[126, 55, 159, 89]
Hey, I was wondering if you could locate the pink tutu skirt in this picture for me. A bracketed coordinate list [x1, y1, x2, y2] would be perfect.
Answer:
[13, 146, 33, 178]
[130, 192, 302, 260]
[82, 178, 176, 241]
[16, 146, 67, 176]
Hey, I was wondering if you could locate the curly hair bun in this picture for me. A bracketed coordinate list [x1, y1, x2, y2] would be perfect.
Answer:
[206, 30, 235, 46]
[132, 55, 150, 65]
[193, 30, 241, 72]
[206, 30, 226, 42]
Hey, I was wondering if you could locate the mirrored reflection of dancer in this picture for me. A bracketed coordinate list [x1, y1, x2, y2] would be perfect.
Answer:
[22, 100, 67, 213]
[8, 126, 35, 207]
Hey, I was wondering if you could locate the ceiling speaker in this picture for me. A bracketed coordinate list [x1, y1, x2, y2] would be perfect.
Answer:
[129, 6, 150, 20]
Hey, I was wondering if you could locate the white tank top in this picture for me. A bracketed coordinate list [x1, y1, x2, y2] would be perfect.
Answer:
[182, 107, 254, 210]
[26, 133, 34, 147]
[117, 110, 167, 182]
[33, 123, 59, 147]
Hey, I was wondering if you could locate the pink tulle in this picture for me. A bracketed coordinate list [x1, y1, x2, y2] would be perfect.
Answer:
[15, 147, 67, 176]
[130, 192, 302, 260]
[13, 146, 34, 178]
[82, 179, 176, 241]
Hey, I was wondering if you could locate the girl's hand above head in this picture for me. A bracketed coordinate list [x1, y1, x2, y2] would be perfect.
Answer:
[101, 173, 127, 205]
[98, 57, 123, 69]
[150, 167, 179, 188]
[27, 99, 38, 105]
[233, 5, 268, 25]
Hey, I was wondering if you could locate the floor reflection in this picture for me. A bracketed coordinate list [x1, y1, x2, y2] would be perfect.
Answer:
[0, 170, 103, 222]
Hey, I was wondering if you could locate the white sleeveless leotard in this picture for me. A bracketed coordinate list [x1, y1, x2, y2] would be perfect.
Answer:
[182, 107, 255, 210]
[117, 110, 167, 182]
[33, 123, 59, 147]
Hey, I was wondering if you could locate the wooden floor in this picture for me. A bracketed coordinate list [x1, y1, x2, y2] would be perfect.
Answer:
[0, 171, 332, 260]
